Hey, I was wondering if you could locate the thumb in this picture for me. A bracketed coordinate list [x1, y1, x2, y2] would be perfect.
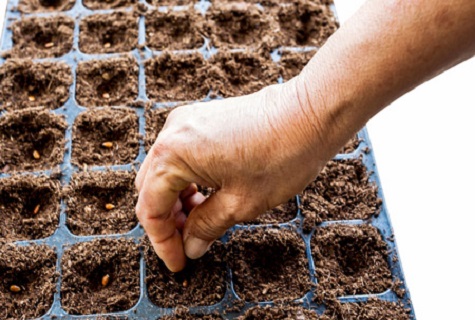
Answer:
[183, 191, 256, 259]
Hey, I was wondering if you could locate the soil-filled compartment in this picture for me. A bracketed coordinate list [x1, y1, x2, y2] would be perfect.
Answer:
[206, 3, 275, 48]
[0, 243, 57, 320]
[61, 238, 140, 315]
[145, 52, 211, 102]
[146, 0, 194, 6]
[243, 198, 298, 225]
[0, 175, 60, 241]
[300, 158, 381, 229]
[83, 0, 138, 10]
[0, 107, 67, 172]
[162, 306, 223, 320]
[18, 0, 76, 13]
[323, 298, 411, 320]
[75, 56, 138, 107]
[227, 227, 311, 302]
[211, 51, 280, 97]
[311, 224, 392, 302]
[0, 59, 72, 111]
[279, 49, 317, 81]
[10, 15, 74, 59]
[238, 305, 322, 320]
[65, 170, 138, 236]
[145, 106, 174, 152]
[273, 1, 338, 47]
[146, 9, 205, 51]
[144, 238, 227, 307]
[79, 11, 138, 54]
[71, 107, 139, 166]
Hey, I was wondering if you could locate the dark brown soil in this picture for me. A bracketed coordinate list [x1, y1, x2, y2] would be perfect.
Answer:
[324, 298, 411, 320]
[211, 51, 280, 97]
[145, 52, 211, 102]
[65, 171, 138, 236]
[0, 107, 67, 173]
[238, 305, 322, 319]
[146, 10, 205, 51]
[244, 198, 298, 225]
[197, 185, 216, 197]
[311, 224, 392, 302]
[0, 59, 72, 111]
[76, 56, 138, 107]
[61, 238, 140, 315]
[71, 107, 139, 167]
[83, 0, 137, 10]
[145, 107, 174, 152]
[162, 307, 223, 320]
[0, 243, 57, 320]
[0, 175, 60, 241]
[18, 0, 76, 13]
[227, 228, 311, 302]
[339, 135, 362, 154]
[80, 12, 138, 54]
[10, 15, 74, 59]
[146, 0, 194, 5]
[273, 1, 338, 47]
[144, 238, 227, 307]
[206, 3, 275, 48]
[280, 50, 316, 81]
[300, 159, 381, 229]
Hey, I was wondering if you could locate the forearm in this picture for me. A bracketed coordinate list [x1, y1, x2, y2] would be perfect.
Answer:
[296, 0, 475, 158]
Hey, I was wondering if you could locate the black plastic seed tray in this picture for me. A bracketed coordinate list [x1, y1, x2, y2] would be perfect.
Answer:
[0, 0, 415, 319]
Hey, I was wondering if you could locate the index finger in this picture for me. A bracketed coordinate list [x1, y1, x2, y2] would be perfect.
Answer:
[136, 162, 190, 272]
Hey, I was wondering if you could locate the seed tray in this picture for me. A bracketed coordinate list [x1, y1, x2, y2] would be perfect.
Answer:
[0, 0, 415, 319]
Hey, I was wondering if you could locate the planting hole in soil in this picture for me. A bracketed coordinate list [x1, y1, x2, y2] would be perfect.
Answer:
[0, 175, 60, 241]
[0, 243, 57, 320]
[71, 107, 139, 166]
[144, 238, 227, 307]
[311, 224, 392, 301]
[61, 238, 140, 315]
[79, 12, 138, 54]
[324, 298, 411, 320]
[238, 305, 320, 320]
[0, 107, 67, 172]
[82, 0, 138, 10]
[18, 0, 76, 13]
[227, 228, 311, 302]
[10, 15, 74, 59]
[211, 51, 280, 97]
[76, 56, 138, 107]
[207, 3, 273, 48]
[145, 52, 211, 102]
[300, 158, 381, 229]
[274, 1, 338, 47]
[243, 198, 298, 225]
[65, 171, 138, 236]
[279, 49, 317, 81]
[146, 10, 205, 51]
[145, 107, 174, 152]
[0, 59, 72, 111]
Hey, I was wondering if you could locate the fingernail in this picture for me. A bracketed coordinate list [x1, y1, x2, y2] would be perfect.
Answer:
[184, 236, 212, 259]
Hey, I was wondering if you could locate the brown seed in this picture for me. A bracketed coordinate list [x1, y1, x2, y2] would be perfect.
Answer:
[33, 150, 41, 159]
[101, 274, 110, 287]
[101, 141, 113, 148]
[10, 285, 21, 293]
[101, 72, 111, 80]
[44, 42, 54, 48]
[33, 204, 40, 215]
[182, 280, 188, 288]
[102, 93, 110, 99]
[28, 95, 36, 102]
[28, 85, 35, 91]
[105, 203, 115, 210]
[104, 42, 111, 48]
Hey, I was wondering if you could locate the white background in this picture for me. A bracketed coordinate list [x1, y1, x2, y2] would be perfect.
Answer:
[1, 1, 474, 319]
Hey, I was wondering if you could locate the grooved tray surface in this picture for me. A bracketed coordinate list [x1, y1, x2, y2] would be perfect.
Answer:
[0, 0, 415, 319]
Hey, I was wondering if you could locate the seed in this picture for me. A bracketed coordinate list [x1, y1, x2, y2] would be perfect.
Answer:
[104, 42, 111, 48]
[28, 96, 36, 102]
[105, 203, 115, 210]
[101, 141, 113, 148]
[102, 93, 110, 99]
[101, 73, 111, 80]
[10, 285, 21, 293]
[33, 204, 40, 215]
[182, 280, 188, 287]
[44, 42, 54, 48]
[28, 85, 35, 91]
[33, 150, 41, 159]
[101, 274, 110, 287]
